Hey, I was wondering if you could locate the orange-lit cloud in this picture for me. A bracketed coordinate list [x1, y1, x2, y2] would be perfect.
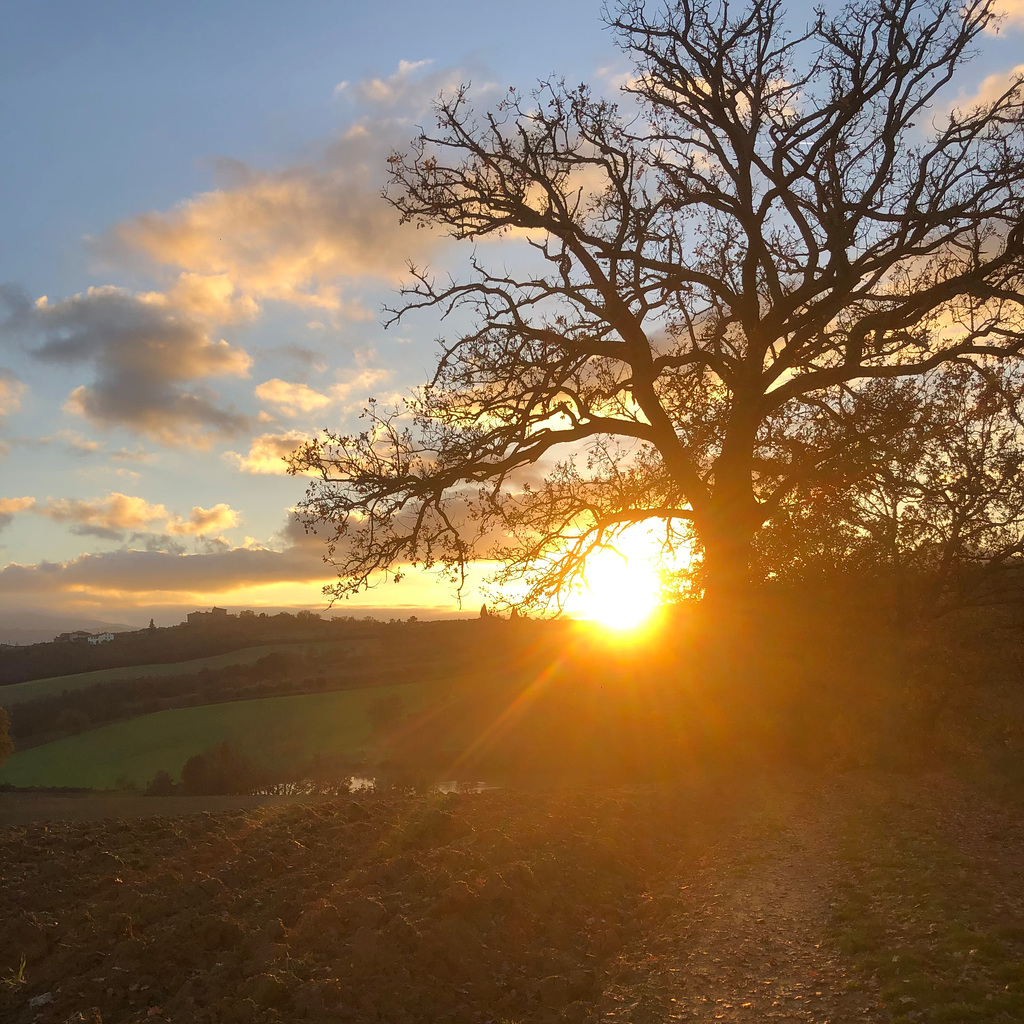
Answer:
[166, 503, 241, 537]
[102, 149, 434, 312]
[252, 364, 393, 421]
[953, 64, 1024, 110]
[224, 432, 309, 474]
[0, 497, 35, 515]
[0, 369, 26, 419]
[40, 492, 169, 539]
[37, 491, 242, 542]
[93, 60, 472, 322]
[0, 534, 487, 616]
[0, 495, 35, 533]
[158, 272, 259, 323]
[0, 515, 325, 598]
[991, 0, 1024, 29]
[255, 379, 333, 416]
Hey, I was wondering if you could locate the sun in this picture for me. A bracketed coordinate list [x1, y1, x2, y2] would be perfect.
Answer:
[569, 529, 663, 631]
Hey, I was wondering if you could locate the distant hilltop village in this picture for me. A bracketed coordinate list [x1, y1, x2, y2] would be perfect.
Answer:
[53, 630, 117, 645]
[185, 606, 230, 625]
[185, 607, 325, 626]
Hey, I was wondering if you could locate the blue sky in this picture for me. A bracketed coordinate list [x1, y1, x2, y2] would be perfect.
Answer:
[1, 0, 1022, 625]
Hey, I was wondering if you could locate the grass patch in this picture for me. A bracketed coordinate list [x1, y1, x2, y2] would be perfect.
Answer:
[828, 792, 1024, 1023]
[0, 681, 430, 789]
[0, 642, 349, 706]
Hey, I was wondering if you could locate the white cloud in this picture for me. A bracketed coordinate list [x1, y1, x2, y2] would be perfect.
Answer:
[345, 58, 435, 105]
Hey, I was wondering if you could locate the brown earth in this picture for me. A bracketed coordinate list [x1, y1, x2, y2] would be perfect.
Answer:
[1, 772, 1021, 1024]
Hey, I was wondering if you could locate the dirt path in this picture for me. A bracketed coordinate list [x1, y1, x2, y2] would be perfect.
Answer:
[596, 781, 883, 1023]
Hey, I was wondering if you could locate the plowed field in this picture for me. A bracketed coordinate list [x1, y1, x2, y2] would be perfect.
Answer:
[2, 773, 1022, 1024]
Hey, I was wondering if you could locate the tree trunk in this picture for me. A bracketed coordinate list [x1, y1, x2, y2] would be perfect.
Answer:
[697, 465, 762, 614]
[699, 527, 757, 611]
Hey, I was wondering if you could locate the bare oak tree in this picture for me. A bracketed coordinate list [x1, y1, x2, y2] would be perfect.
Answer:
[294, 0, 1024, 608]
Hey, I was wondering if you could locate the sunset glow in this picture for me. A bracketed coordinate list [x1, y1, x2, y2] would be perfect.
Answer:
[569, 530, 663, 631]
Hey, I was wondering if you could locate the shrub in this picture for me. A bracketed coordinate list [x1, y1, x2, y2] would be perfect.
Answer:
[144, 770, 179, 796]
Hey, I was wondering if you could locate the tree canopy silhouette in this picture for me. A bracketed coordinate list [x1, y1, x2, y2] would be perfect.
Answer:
[294, 0, 1024, 608]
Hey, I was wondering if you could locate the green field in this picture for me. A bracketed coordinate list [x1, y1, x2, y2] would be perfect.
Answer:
[0, 641, 350, 706]
[0, 682, 426, 789]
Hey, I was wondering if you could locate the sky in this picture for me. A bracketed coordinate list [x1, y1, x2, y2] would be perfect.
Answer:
[1, 0, 1022, 627]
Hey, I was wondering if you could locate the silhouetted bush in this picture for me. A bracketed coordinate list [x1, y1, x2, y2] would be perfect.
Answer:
[144, 770, 180, 796]
[180, 742, 263, 795]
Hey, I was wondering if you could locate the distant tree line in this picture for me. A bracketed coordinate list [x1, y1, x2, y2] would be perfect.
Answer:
[9, 650, 322, 742]
[8, 617, 559, 744]
[0, 611, 371, 687]
[144, 743, 378, 797]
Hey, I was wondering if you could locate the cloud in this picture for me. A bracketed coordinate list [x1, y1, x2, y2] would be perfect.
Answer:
[36, 491, 241, 542]
[330, 366, 392, 406]
[62, 433, 104, 455]
[337, 58, 436, 107]
[0, 495, 34, 533]
[224, 432, 309, 475]
[254, 364, 394, 419]
[166, 503, 240, 537]
[255, 378, 333, 416]
[0, 496, 35, 514]
[0, 283, 252, 447]
[259, 342, 327, 374]
[0, 517, 328, 596]
[991, 0, 1024, 29]
[159, 272, 259, 323]
[953, 64, 1024, 110]
[93, 60, 468, 318]
[39, 492, 169, 540]
[99, 147, 433, 312]
[0, 368, 26, 420]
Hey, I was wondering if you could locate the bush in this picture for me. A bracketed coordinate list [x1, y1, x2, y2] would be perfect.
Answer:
[181, 741, 262, 795]
[144, 770, 179, 796]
